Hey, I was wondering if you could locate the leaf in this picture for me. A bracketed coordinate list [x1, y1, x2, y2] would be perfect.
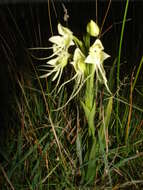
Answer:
[99, 96, 113, 143]
[81, 101, 96, 137]
[104, 96, 113, 129]
[85, 138, 98, 183]
[76, 132, 82, 166]
[88, 102, 96, 137]
[81, 100, 90, 119]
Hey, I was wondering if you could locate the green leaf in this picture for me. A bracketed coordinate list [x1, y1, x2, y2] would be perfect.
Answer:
[88, 102, 96, 137]
[81, 100, 90, 119]
[99, 96, 113, 142]
[85, 138, 98, 183]
[104, 96, 113, 129]
[81, 101, 96, 137]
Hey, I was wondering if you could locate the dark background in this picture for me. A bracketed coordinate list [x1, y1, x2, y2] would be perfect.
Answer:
[0, 1, 143, 141]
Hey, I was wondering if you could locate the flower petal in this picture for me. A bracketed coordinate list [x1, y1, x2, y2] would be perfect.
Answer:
[85, 53, 97, 64]
[52, 67, 61, 81]
[100, 51, 110, 62]
[49, 36, 63, 46]
[46, 57, 59, 65]
[58, 23, 73, 36]
[90, 39, 104, 52]
[71, 48, 86, 73]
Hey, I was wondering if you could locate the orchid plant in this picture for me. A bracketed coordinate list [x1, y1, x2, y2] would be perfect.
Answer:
[39, 20, 112, 183]
[41, 20, 110, 96]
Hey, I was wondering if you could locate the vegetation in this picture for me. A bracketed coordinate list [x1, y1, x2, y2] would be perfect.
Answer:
[0, 0, 143, 189]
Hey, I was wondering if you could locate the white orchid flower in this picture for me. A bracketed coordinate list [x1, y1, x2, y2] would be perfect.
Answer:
[56, 48, 88, 110]
[71, 48, 86, 74]
[40, 23, 75, 88]
[61, 48, 91, 106]
[40, 51, 70, 89]
[85, 39, 111, 93]
[49, 23, 74, 56]
[59, 48, 86, 95]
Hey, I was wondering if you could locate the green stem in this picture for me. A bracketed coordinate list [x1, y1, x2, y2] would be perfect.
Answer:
[83, 34, 96, 138]
[116, 0, 129, 142]
[85, 65, 94, 109]
[83, 65, 97, 183]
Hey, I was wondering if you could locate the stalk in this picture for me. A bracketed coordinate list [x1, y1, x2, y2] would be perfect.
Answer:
[116, 0, 129, 142]
[81, 64, 97, 183]
[85, 64, 96, 137]
[81, 34, 97, 183]
[82, 34, 96, 139]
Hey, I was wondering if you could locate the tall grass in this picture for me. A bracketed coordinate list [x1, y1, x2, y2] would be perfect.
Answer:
[116, 0, 129, 143]
[0, 1, 143, 189]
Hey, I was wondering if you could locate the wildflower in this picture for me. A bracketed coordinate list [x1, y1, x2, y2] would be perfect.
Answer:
[56, 48, 87, 110]
[71, 48, 86, 74]
[85, 39, 111, 93]
[86, 20, 100, 37]
[60, 48, 86, 97]
[40, 23, 74, 87]
[40, 51, 70, 83]
[49, 23, 74, 55]
[65, 48, 87, 104]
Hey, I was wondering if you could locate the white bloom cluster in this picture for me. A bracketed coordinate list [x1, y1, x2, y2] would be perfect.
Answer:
[41, 20, 111, 94]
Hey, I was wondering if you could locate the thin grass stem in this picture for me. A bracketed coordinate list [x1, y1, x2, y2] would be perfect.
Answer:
[116, 0, 129, 142]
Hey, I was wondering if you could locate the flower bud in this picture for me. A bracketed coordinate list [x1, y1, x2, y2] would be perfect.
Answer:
[86, 20, 99, 37]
